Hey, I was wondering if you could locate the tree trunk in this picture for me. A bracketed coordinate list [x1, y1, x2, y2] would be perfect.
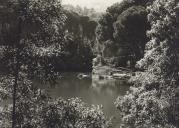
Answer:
[12, 49, 20, 128]
[12, 16, 22, 128]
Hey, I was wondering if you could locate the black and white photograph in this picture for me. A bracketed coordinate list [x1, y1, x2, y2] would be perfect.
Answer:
[0, 0, 179, 128]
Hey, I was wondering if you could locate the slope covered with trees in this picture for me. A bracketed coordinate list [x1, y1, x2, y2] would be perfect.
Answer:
[116, 0, 179, 127]
[95, 0, 152, 68]
[63, 4, 101, 21]
[55, 9, 98, 72]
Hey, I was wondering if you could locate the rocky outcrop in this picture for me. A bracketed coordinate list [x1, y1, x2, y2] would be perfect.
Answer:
[92, 65, 132, 81]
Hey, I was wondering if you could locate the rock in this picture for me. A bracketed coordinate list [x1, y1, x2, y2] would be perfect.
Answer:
[77, 73, 90, 79]
[93, 65, 132, 80]
[112, 73, 130, 79]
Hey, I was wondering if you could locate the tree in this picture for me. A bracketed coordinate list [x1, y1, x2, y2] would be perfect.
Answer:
[0, 76, 111, 128]
[116, 0, 179, 127]
[96, 0, 151, 42]
[0, 0, 66, 127]
[63, 4, 101, 21]
[95, 0, 150, 67]
[0, 1, 110, 128]
[57, 9, 97, 72]
[96, 13, 114, 42]
[113, 5, 150, 64]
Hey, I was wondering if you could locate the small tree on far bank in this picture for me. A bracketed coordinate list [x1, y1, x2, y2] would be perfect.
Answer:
[116, 0, 179, 127]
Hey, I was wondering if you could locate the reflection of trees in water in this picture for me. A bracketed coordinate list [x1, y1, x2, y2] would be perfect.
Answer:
[42, 73, 93, 98]
[54, 73, 92, 88]
[91, 77, 129, 96]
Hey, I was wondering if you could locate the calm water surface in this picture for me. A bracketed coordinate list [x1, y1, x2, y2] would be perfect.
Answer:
[42, 72, 130, 128]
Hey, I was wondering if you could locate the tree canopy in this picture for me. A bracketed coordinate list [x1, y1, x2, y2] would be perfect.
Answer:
[95, 0, 150, 67]
[55, 9, 97, 72]
[116, 0, 179, 127]
[0, 0, 107, 128]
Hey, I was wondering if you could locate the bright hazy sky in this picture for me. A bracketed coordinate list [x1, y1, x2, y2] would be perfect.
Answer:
[62, 0, 122, 12]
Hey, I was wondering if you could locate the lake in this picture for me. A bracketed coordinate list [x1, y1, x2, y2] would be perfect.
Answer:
[41, 72, 130, 128]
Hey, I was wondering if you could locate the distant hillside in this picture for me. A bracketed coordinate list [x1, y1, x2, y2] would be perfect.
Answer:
[63, 4, 102, 21]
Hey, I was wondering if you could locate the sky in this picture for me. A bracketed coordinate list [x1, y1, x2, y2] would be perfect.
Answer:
[62, 0, 122, 12]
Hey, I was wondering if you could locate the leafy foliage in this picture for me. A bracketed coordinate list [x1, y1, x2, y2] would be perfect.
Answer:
[0, 75, 111, 128]
[63, 4, 101, 21]
[95, 0, 150, 68]
[55, 10, 97, 72]
[113, 6, 149, 62]
[0, 0, 66, 127]
[0, 0, 66, 82]
[116, 0, 179, 127]
[0, 0, 109, 128]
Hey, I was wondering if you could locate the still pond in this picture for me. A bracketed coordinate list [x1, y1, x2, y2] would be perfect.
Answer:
[40, 72, 130, 128]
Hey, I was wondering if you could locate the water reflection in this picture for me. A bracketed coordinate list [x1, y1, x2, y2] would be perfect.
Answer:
[42, 72, 129, 128]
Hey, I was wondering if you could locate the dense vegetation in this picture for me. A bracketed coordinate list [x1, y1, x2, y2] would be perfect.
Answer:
[0, 0, 109, 127]
[95, 0, 151, 68]
[116, 0, 179, 127]
[0, 77, 110, 127]
[63, 4, 101, 21]
[55, 8, 97, 72]
[1, 0, 179, 127]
